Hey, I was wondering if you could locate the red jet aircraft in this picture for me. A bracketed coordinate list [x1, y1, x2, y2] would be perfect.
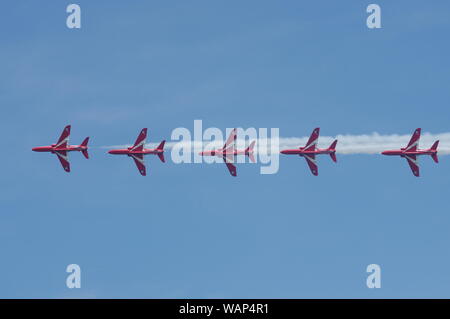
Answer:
[381, 128, 439, 177]
[31, 125, 89, 172]
[280, 128, 337, 176]
[108, 128, 165, 176]
[199, 128, 256, 177]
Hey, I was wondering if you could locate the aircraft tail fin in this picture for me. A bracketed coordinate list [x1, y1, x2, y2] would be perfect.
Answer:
[430, 140, 439, 163]
[80, 137, 89, 159]
[157, 152, 165, 163]
[81, 137, 89, 147]
[329, 139, 338, 150]
[156, 140, 165, 151]
[430, 140, 439, 151]
[329, 139, 337, 162]
[330, 152, 337, 163]
[431, 153, 439, 163]
[246, 140, 256, 163]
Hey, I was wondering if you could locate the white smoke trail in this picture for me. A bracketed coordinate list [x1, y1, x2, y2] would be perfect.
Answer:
[276, 132, 450, 155]
[100, 132, 450, 155]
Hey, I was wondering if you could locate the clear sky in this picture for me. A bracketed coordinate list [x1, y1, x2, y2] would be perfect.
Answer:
[1, 1, 450, 298]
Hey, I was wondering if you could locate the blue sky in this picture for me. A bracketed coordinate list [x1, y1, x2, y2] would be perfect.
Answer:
[1, 1, 450, 298]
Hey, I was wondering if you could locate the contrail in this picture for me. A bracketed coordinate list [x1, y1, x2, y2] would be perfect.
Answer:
[100, 132, 450, 155]
[276, 132, 450, 155]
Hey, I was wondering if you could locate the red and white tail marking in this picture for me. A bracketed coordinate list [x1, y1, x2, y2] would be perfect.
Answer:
[405, 128, 421, 152]
[55, 125, 71, 149]
[131, 128, 147, 152]
[303, 128, 320, 152]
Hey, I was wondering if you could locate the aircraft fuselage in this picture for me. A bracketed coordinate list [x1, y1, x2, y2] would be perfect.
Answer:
[32, 144, 87, 153]
[381, 149, 436, 157]
[108, 148, 163, 156]
[199, 149, 249, 157]
[280, 148, 334, 156]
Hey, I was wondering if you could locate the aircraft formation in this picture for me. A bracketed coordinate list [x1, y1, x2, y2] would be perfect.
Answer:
[32, 126, 440, 177]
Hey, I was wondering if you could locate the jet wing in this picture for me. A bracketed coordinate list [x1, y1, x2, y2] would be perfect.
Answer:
[55, 150, 70, 172]
[405, 155, 420, 177]
[131, 128, 147, 152]
[304, 154, 318, 176]
[131, 154, 146, 176]
[303, 128, 320, 151]
[223, 155, 237, 177]
[222, 128, 237, 152]
[405, 128, 421, 152]
[55, 125, 71, 149]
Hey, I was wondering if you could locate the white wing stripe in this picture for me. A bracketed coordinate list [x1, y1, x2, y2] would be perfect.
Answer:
[131, 154, 145, 165]
[405, 140, 419, 151]
[55, 151, 69, 162]
[405, 155, 419, 165]
[304, 154, 316, 164]
[131, 139, 146, 151]
[55, 137, 69, 148]
[304, 139, 317, 150]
